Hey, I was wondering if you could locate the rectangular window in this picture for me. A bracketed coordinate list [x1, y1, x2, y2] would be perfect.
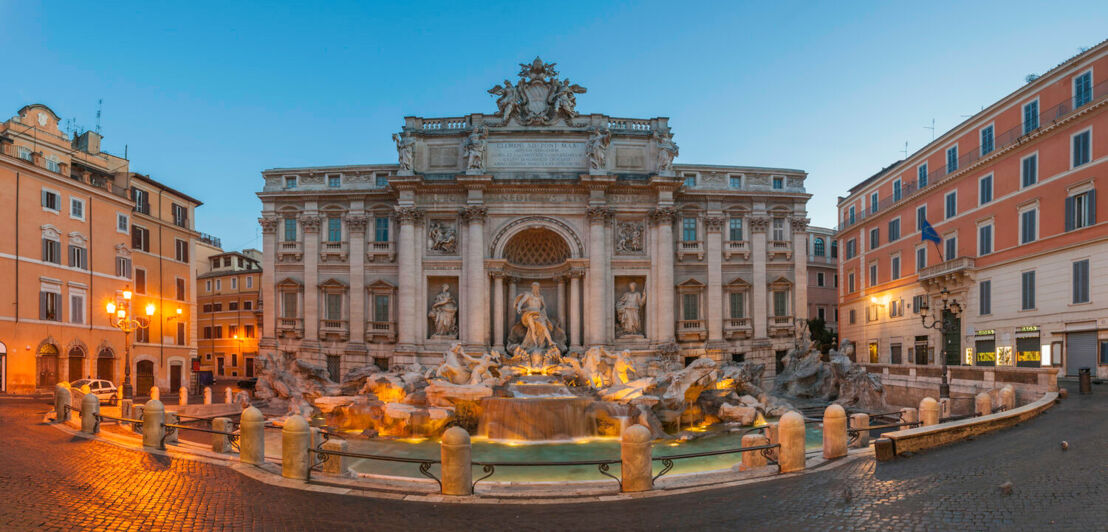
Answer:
[325, 293, 343, 320]
[890, 344, 903, 365]
[893, 179, 902, 202]
[131, 188, 150, 214]
[683, 173, 696, 187]
[848, 206, 855, 225]
[41, 189, 60, 211]
[889, 299, 902, 317]
[916, 247, 926, 271]
[67, 245, 87, 270]
[375, 174, 389, 188]
[1021, 154, 1037, 188]
[203, 326, 212, 339]
[729, 175, 741, 188]
[918, 163, 928, 187]
[869, 227, 880, 250]
[231, 277, 238, 290]
[171, 203, 188, 228]
[134, 268, 147, 293]
[848, 272, 855, 293]
[945, 236, 957, 260]
[729, 292, 746, 318]
[978, 224, 993, 256]
[888, 219, 900, 242]
[244, 324, 255, 338]
[135, 326, 149, 343]
[980, 125, 994, 156]
[328, 174, 341, 187]
[131, 226, 150, 252]
[229, 325, 238, 338]
[40, 289, 61, 321]
[946, 145, 958, 173]
[327, 217, 342, 242]
[772, 177, 784, 190]
[177, 322, 186, 345]
[70, 292, 85, 325]
[772, 291, 788, 316]
[916, 205, 927, 232]
[728, 218, 743, 241]
[229, 301, 239, 311]
[212, 302, 222, 311]
[285, 176, 297, 189]
[1023, 100, 1039, 134]
[282, 292, 298, 318]
[1021, 271, 1036, 310]
[979, 175, 993, 205]
[116, 257, 132, 278]
[246, 276, 253, 289]
[1066, 190, 1097, 231]
[1074, 71, 1093, 108]
[1073, 259, 1090, 304]
[682, 218, 697, 241]
[868, 263, 878, 286]
[374, 295, 390, 322]
[849, 309, 856, 324]
[176, 278, 186, 301]
[891, 256, 901, 280]
[42, 238, 61, 264]
[912, 295, 925, 314]
[682, 293, 699, 321]
[980, 280, 991, 315]
[70, 198, 85, 220]
[945, 191, 957, 219]
[18, 146, 32, 161]
[1073, 130, 1091, 167]
[117, 213, 129, 233]
[816, 272, 825, 287]
[215, 279, 221, 291]
[772, 218, 785, 241]
[244, 300, 253, 310]
[845, 239, 856, 259]
[284, 218, 297, 241]
[375, 217, 389, 242]
[213, 326, 223, 339]
[869, 192, 879, 214]
[1020, 209, 1037, 244]
[175, 239, 189, 262]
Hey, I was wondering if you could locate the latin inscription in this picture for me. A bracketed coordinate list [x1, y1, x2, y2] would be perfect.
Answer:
[487, 141, 586, 169]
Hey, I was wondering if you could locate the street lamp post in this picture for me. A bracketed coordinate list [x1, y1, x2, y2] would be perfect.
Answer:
[918, 287, 963, 399]
[106, 287, 153, 400]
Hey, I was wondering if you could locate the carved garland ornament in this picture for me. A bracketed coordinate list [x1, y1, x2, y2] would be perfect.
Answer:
[650, 206, 678, 224]
[704, 217, 725, 232]
[344, 215, 369, 233]
[748, 217, 770, 233]
[462, 206, 488, 223]
[395, 207, 425, 224]
[586, 205, 613, 223]
[790, 216, 810, 232]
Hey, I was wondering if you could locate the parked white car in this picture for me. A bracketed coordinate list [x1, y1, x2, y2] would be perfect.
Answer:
[70, 379, 119, 405]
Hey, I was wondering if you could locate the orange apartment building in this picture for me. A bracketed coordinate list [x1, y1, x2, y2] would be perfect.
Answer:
[197, 249, 262, 382]
[836, 42, 1108, 378]
[0, 103, 202, 394]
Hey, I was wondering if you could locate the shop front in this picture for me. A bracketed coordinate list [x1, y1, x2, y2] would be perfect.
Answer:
[1015, 326, 1042, 368]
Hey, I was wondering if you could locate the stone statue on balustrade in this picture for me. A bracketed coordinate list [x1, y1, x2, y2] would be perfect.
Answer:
[654, 126, 679, 173]
[393, 132, 415, 171]
[506, 282, 568, 372]
[616, 282, 646, 337]
[464, 126, 488, 172]
[586, 126, 611, 171]
[428, 284, 458, 338]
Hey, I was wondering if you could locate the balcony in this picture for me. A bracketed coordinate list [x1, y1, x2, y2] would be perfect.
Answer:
[918, 256, 976, 290]
[366, 321, 397, 343]
[278, 241, 303, 262]
[723, 318, 752, 339]
[676, 240, 704, 261]
[723, 240, 750, 260]
[320, 319, 349, 341]
[676, 319, 707, 342]
[768, 315, 795, 337]
[768, 240, 792, 260]
[320, 241, 349, 263]
[277, 318, 303, 339]
[366, 241, 395, 263]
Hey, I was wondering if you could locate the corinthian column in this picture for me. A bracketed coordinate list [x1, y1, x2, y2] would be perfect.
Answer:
[585, 206, 611, 346]
[705, 216, 725, 343]
[346, 215, 369, 345]
[258, 217, 278, 340]
[652, 207, 677, 343]
[750, 216, 769, 339]
[492, 272, 505, 351]
[300, 214, 322, 342]
[791, 216, 809, 322]
[569, 271, 582, 349]
[395, 207, 423, 346]
[463, 206, 488, 347]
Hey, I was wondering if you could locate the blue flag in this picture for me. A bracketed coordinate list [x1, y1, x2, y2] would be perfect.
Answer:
[919, 217, 941, 244]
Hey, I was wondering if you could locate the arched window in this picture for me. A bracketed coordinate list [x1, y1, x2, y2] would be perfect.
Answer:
[813, 238, 826, 257]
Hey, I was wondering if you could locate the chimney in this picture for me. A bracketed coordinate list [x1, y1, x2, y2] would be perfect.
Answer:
[73, 130, 102, 155]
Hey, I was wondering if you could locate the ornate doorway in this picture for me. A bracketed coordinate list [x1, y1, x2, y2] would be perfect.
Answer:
[37, 344, 59, 388]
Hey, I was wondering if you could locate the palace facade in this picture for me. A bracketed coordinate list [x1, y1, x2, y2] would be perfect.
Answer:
[258, 59, 811, 382]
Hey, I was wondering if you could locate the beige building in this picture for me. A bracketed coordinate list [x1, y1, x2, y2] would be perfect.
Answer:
[197, 249, 262, 381]
[806, 225, 839, 332]
[258, 59, 812, 382]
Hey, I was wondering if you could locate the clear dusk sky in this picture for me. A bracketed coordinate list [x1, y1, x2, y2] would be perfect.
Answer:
[2, 1, 1106, 250]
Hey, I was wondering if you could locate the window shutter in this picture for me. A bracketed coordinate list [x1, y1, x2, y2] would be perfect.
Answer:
[39, 292, 47, 320]
[1065, 197, 1075, 232]
[132, 227, 140, 249]
[1088, 190, 1096, 226]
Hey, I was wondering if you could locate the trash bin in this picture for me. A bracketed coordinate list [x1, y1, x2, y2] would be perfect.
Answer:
[1079, 367, 1092, 395]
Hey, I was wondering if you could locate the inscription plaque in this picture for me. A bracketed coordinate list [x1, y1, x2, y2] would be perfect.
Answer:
[487, 141, 586, 169]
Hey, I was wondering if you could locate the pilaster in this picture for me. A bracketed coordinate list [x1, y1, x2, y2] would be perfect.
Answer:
[395, 207, 423, 347]
[791, 216, 810, 322]
[258, 216, 278, 340]
[346, 214, 369, 346]
[705, 216, 725, 343]
[300, 214, 322, 342]
[462, 206, 488, 347]
[651, 206, 677, 343]
[585, 206, 611, 346]
[750, 216, 769, 339]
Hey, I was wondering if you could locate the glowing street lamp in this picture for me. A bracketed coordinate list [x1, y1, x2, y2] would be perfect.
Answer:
[106, 285, 152, 399]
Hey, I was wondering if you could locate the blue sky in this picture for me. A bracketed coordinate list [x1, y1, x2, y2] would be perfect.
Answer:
[2, 1, 1106, 251]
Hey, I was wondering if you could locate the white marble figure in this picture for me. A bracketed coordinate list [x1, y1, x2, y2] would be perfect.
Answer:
[393, 132, 414, 171]
[548, 78, 586, 120]
[428, 284, 458, 337]
[464, 126, 488, 171]
[488, 79, 524, 124]
[514, 282, 557, 353]
[435, 343, 471, 385]
[654, 127, 678, 172]
[612, 350, 637, 385]
[616, 282, 646, 336]
[586, 127, 611, 171]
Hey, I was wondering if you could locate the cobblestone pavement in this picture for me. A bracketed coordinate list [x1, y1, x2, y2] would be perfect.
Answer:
[1, 383, 1104, 531]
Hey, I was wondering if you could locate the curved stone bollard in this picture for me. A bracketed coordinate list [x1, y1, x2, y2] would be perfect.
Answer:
[142, 400, 165, 449]
[441, 426, 473, 496]
[849, 413, 870, 448]
[822, 404, 847, 459]
[919, 397, 940, 426]
[150, 386, 160, 401]
[322, 439, 349, 475]
[620, 424, 653, 492]
[81, 392, 100, 434]
[225, 387, 233, 405]
[282, 415, 311, 480]
[212, 417, 233, 453]
[740, 433, 770, 470]
[239, 406, 266, 465]
[899, 407, 918, 425]
[975, 392, 992, 417]
[178, 387, 188, 406]
[999, 385, 1016, 411]
[778, 411, 806, 473]
[54, 384, 71, 423]
[203, 387, 212, 405]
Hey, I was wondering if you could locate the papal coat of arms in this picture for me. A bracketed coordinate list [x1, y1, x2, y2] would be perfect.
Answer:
[487, 57, 587, 126]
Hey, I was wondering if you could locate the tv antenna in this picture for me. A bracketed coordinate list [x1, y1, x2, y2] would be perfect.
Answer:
[900, 141, 908, 160]
[95, 98, 103, 134]
[923, 119, 935, 142]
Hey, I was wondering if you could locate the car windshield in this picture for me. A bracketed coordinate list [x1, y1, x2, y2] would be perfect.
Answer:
[71, 379, 89, 387]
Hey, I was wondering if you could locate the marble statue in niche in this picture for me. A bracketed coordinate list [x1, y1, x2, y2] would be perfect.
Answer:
[428, 284, 458, 337]
[427, 221, 458, 254]
[616, 282, 647, 337]
[586, 127, 611, 171]
[464, 126, 488, 172]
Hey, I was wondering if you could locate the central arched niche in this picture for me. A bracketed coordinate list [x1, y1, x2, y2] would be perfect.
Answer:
[503, 227, 571, 267]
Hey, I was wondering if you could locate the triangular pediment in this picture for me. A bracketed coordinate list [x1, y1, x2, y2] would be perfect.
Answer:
[276, 277, 303, 288]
